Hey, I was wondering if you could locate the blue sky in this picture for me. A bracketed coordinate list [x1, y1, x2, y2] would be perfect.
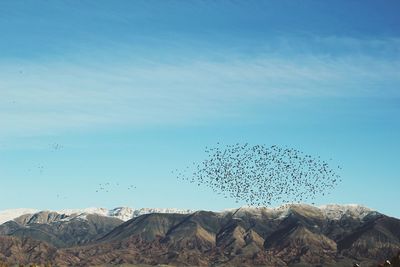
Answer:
[0, 0, 399, 217]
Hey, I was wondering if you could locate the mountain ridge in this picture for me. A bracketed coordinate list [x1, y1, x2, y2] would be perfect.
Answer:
[0, 207, 193, 225]
[0, 203, 379, 225]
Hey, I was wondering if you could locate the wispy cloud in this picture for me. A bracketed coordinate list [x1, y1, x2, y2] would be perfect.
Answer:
[0, 36, 399, 137]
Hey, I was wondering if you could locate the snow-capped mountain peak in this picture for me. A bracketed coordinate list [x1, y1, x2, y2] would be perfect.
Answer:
[58, 207, 110, 217]
[107, 207, 134, 221]
[318, 204, 375, 220]
[0, 207, 194, 224]
[0, 204, 377, 225]
[0, 208, 39, 225]
[222, 204, 376, 221]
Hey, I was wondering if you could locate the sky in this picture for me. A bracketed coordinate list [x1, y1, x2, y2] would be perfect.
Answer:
[0, 0, 399, 217]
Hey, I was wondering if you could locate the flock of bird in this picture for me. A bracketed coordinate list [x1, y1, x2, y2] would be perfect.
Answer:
[26, 142, 139, 195]
[28, 143, 63, 175]
[175, 143, 342, 207]
[95, 182, 137, 193]
[26, 140, 341, 207]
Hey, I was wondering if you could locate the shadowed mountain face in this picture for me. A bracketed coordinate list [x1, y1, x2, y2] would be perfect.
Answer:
[0, 236, 62, 265]
[0, 205, 399, 266]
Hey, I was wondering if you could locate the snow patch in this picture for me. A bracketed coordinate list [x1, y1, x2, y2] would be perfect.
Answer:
[319, 204, 374, 220]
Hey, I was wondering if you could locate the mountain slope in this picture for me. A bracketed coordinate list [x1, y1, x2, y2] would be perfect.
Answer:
[0, 204, 398, 266]
[0, 213, 123, 248]
[0, 236, 59, 265]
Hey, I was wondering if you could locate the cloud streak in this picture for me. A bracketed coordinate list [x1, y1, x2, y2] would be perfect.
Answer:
[0, 37, 399, 137]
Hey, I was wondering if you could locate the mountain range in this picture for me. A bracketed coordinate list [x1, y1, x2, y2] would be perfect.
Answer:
[0, 204, 399, 266]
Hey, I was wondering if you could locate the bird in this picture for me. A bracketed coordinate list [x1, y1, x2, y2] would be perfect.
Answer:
[37, 165, 44, 174]
[50, 143, 63, 151]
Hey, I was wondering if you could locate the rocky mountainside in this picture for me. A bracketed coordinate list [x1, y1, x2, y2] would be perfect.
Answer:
[0, 212, 123, 248]
[0, 204, 399, 266]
